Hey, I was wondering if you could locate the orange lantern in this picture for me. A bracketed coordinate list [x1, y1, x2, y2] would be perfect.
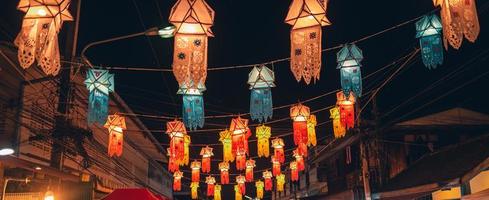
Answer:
[336, 91, 356, 129]
[206, 176, 216, 197]
[219, 161, 230, 184]
[290, 161, 299, 181]
[245, 159, 256, 182]
[230, 117, 251, 156]
[276, 174, 286, 192]
[214, 184, 222, 200]
[256, 125, 271, 158]
[262, 170, 273, 191]
[200, 146, 214, 173]
[173, 170, 183, 191]
[271, 156, 281, 176]
[236, 148, 246, 170]
[104, 114, 126, 157]
[330, 106, 346, 138]
[293, 149, 305, 171]
[166, 120, 187, 166]
[255, 180, 264, 199]
[285, 0, 331, 84]
[191, 182, 199, 199]
[219, 129, 234, 162]
[236, 175, 246, 195]
[191, 160, 201, 182]
[271, 138, 285, 163]
[234, 184, 242, 200]
[290, 104, 310, 145]
[167, 148, 179, 173]
[307, 114, 317, 146]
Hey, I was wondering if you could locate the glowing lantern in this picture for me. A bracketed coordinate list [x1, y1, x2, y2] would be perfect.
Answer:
[191, 160, 201, 182]
[177, 82, 206, 130]
[330, 106, 346, 138]
[307, 114, 317, 146]
[219, 129, 234, 162]
[200, 146, 214, 173]
[336, 91, 356, 129]
[219, 161, 230, 184]
[236, 175, 246, 195]
[271, 156, 281, 176]
[248, 65, 275, 122]
[104, 114, 126, 157]
[415, 14, 443, 69]
[293, 149, 305, 171]
[85, 69, 114, 125]
[230, 117, 251, 156]
[236, 149, 246, 170]
[285, 0, 331, 84]
[183, 134, 191, 166]
[166, 120, 187, 167]
[255, 180, 264, 199]
[433, 0, 479, 50]
[256, 125, 271, 158]
[173, 171, 183, 191]
[276, 174, 286, 192]
[214, 184, 221, 200]
[206, 176, 216, 197]
[15, 0, 73, 75]
[245, 159, 256, 182]
[290, 161, 299, 181]
[262, 170, 273, 191]
[234, 185, 242, 200]
[167, 148, 179, 173]
[290, 104, 310, 145]
[191, 182, 199, 199]
[337, 44, 363, 97]
[271, 138, 285, 163]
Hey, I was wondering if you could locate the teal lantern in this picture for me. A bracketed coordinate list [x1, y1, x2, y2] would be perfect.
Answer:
[337, 44, 363, 98]
[178, 82, 206, 130]
[248, 65, 275, 122]
[84, 69, 114, 125]
[416, 14, 443, 69]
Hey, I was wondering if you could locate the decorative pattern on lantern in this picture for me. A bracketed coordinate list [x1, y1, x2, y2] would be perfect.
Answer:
[236, 149, 246, 170]
[219, 161, 230, 184]
[230, 117, 251, 156]
[336, 91, 356, 129]
[290, 161, 299, 181]
[234, 184, 242, 200]
[245, 159, 256, 182]
[85, 69, 114, 125]
[236, 175, 246, 195]
[290, 104, 310, 157]
[191, 160, 201, 182]
[271, 138, 285, 163]
[173, 171, 183, 191]
[177, 82, 206, 130]
[214, 184, 222, 200]
[433, 0, 479, 50]
[256, 125, 271, 158]
[271, 156, 281, 176]
[263, 170, 273, 191]
[293, 149, 305, 171]
[337, 44, 363, 98]
[191, 182, 199, 200]
[330, 106, 346, 138]
[200, 146, 214, 173]
[276, 174, 286, 192]
[15, 0, 73, 75]
[219, 129, 234, 162]
[416, 14, 443, 69]
[285, 0, 331, 84]
[307, 114, 317, 146]
[166, 120, 188, 171]
[248, 65, 275, 122]
[206, 176, 216, 197]
[104, 114, 126, 157]
[255, 180, 264, 199]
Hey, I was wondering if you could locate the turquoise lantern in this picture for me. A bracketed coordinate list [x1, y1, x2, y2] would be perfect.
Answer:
[178, 82, 206, 130]
[248, 65, 275, 122]
[416, 14, 443, 69]
[84, 69, 114, 125]
[337, 44, 363, 98]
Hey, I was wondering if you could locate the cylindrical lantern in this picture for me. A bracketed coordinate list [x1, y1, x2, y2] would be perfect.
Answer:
[234, 184, 242, 200]
[166, 120, 187, 166]
[245, 159, 256, 182]
[191, 160, 201, 182]
[336, 91, 356, 129]
[167, 149, 179, 173]
[214, 184, 221, 200]
[307, 114, 317, 146]
[330, 106, 346, 138]
[263, 170, 273, 191]
[236, 175, 246, 195]
[290, 161, 299, 181]
[337, 44, 364, 98]
[256, 125, 271, 158]
[248, 65, 276, 122]
[276, 174, 285, 192]
[271, 156, 281, 176]
[183, 134, 191, 166]
[290, 104, 310, 146]
[271, 138, 285, 163]
[105, 114, 126, 157]
[415, 14, 443, 69]
[219, 129, 234, 162]
[293, 149, 305, 171]
[230, 117, 251, 156]
[191, 182, 199, 199]
[173, 171, 183, 191]
[236, 147, 247, 171]
[219, 162, 230, 184]
[206, 176, 216, 197]
[255, 180, 264, 199]
[200, 146, 214, 173]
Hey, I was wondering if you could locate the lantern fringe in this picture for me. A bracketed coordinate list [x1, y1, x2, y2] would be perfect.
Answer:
[250, 88, 273, 122]
[182, 95, 205, 130]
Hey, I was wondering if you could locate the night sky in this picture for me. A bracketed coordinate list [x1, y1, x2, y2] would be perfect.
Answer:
[1, 0, 489, 199]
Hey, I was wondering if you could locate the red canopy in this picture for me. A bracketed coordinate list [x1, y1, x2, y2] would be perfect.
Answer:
[102, 188, 170, 200]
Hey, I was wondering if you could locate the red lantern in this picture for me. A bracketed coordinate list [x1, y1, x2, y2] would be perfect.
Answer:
[290, 161, 299, 181]
[206, 176, 216, 197]
[236, 148, 246, 170]
[336, 91, 356, 129]
[293, 149, 305, 171]
[173, 171, 183, 191]
[290, 104, 310, 146]
[262, 170, 273, 191]
[166, 120, 187, 165]
[167, 148, 180, 173]
[230, 117, 251, 156]
[271, 138, 285, 163]
[105, 114, 126, 157]
[200, 146, 214, 173]
[298, 142, 308, 158]
[245, 159, 256, 182]
[271, 156, 281, 176]
[191, 160, 201, 182]
[236, 175, 246, 195]
[219, 162, 230, 184]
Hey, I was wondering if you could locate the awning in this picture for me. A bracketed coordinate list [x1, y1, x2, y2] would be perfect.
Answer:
[102, 188, 170, 200]
[462, 188, 489, 200]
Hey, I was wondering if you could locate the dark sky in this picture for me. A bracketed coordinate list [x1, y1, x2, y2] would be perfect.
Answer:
[1, 0, 489, 198]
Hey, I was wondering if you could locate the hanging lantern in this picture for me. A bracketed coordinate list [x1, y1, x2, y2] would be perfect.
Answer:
[336, 91, 356, 129]
[104, 114, 126, 157]
[236, 175, 246, 195]
[256, 125, 271, 158]
[271, 156, 281, 176]
[15, 0, 73, 75]
[167, 148, 179, 173]
[293, 149, 305, 171]
[219, 129, 234, 162]
[276, 174, 286, 192]
[245, 159, 256, 182]
[433, 0, 479, 50]
[234, 185, 242, 200]
[191, 160, 201, 182]
[271, 138, 285, 163]
[285, 0, 331, 84]
[255, 180, 264, 199]
[219, 161, 230, 184]
[206, 176, 216, 197]
[290, 161, 299, 181]
[248, 65, 275, 122]
[230, 117, 251, 156]
[177, 82, 206, 130]
[330, 106, 346, 138]
[183, 134, 191, 166]
[290, 104, 310, 146]
[166, 120, 187, 167]
[85, 69, 114, 125]
[416, 14, 443, 69]
[200, 146, 214, 173]
[236, 149, 246, 170]
[262, 170, 273, 191]
[337, 44, 363, 97]
[173, 171, 183, 191]
[307, 114, 317, 146]
[191, 182, 199, 200]
[214, 184, 222, 200]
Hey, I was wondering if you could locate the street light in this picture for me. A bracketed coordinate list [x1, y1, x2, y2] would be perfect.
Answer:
[0, 148, 14, 156]
[44, 190, 55, 200]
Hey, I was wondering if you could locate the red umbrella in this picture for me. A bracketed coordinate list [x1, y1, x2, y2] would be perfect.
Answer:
[102, 188, 168, 200]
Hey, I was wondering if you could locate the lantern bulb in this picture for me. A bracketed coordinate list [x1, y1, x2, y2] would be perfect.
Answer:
[37, 9, 47, 16]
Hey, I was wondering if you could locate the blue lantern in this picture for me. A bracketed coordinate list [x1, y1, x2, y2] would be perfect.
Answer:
[248, 65, 275, 122]
[337, 44, 363, 98]
[178, 82, 206, 130]
[416, 14, 443, 69]
[84, 69, 114, 125]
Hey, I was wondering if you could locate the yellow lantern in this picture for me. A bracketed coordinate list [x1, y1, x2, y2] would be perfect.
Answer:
[256, 125, 271, 158]
[255, 180, 264, 199]
[191, 182, 199, 199]
[214, 184, 221, 200]
[104, 114, 126, 157]
[234, 184, 242, 200]
[307, 114, 317, 146]
[219, 129, 234, 162]
[330, 106, 346, 138]
[276, 174, 285, 192]
[183, 134, 191, 166]
[15, 0, 73, 75]
[285, 0, 331, 84]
